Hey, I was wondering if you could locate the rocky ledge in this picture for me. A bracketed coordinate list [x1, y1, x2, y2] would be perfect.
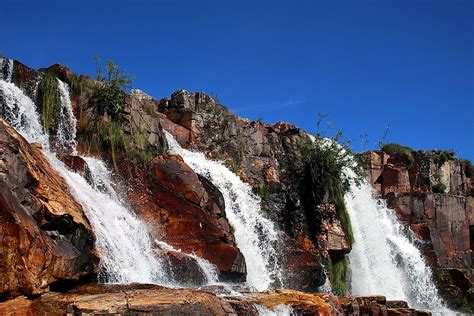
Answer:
[0, 283, 431, 315]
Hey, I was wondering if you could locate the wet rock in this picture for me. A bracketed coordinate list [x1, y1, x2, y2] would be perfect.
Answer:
[0, 119, 97, 299]
[124, 154, 246, 281]
[158, 90, 330, 289]
[157, 249, 207, 286]
[60, 154, 90, 177]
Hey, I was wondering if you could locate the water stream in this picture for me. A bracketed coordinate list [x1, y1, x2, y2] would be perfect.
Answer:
[165, 131, 284, 291]
[345, 171, 448, 312]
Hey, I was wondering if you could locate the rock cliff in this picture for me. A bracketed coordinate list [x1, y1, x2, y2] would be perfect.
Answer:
[1, 56, 471, 314]
[364, 150, 473, 309]
[0, 119, 97, 299]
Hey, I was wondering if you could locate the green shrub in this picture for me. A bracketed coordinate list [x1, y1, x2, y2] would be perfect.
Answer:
[88, 120, 126, 168]
[78, 58, 162, 168]
[464, 160, 474, 178]
[381, 143, 414, 154]
[302, 132, 364, 205]
[38, 72, 60, 134]
[381, 143, 414, 168]
[434, 150, 455, 166]
[328, 256, 348, 296]
[90, 57, 132, 118]
[432, 182, 447, 193]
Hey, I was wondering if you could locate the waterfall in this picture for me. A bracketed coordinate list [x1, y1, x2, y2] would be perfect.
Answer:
[0, 80, 49, 148]
[56, 79, 78, 154]
[164, 131, 284, 291]
[345, 172, 448, 311]
[0, 78, 170, 285]
[0, 57, 14, 82]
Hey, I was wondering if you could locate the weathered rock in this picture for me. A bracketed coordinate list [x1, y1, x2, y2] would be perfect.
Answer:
[156, 249, 207, 286]
[124, 154, 246, 281]
[365, 150, 473, 310]
[60, 154, 90, 177]
[158, 90, 337, 289]
[11, 60, 40, 101]
[0, 284, 430, 315]
[0, 119, 97, 299]
[122, 89, 168, 155]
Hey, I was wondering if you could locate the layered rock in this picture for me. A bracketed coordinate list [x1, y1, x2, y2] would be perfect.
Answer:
[0, 119, 97, 299]
[123, 154, 246, 281]
[0, 283, 431, 315]
[364, 150, 473, 309]
[157, 90, 351, 288]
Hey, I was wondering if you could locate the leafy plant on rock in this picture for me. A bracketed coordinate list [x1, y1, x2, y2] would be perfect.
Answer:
[90, 56, 132, 119]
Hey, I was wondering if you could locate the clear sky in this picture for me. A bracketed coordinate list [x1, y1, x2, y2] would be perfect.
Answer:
[2, 0, 473, 160]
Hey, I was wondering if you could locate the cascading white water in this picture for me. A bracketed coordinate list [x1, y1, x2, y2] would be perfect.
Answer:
[0, 80, 49, 148]
[164, 131, 284, 291]
[255, 304, 294, 316]
[0, 78, 171, 285]
[56, 79, 78, 154]
[79, 157, 171, 283]
[345, 172, 448, 311]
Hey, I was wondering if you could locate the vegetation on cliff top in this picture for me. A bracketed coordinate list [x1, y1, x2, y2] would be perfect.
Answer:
[90, 56, 132, 119]
[381, 143, 415, 168]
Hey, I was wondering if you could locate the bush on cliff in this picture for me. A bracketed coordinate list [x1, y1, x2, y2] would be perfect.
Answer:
[296, 118, 364, 296]
[432, 182, 447, 193]
[78, 58, 162, 168]
[464, 160, 474, 178]
[433, 150, 455, 167]
[301, 131, 364, 206]
[381, 143, 415, 168]
[90, 57, 132, 119]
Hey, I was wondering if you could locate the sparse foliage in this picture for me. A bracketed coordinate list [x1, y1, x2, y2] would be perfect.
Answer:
[302, 130, 364, 205]
[381, 143, 415, 168]
[90, 56, 132, 118]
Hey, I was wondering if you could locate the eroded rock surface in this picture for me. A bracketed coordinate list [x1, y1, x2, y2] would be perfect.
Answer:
[157, 90, 347, 289]
[124, 154, 246, 281]
[0, 119, 97, 299]
[0, 284, 431, 315]
[364, 150, 473, 309]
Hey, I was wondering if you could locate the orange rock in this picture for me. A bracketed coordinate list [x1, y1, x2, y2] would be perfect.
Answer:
[125, 156, 246, 281]
[0, 119, 97, 299]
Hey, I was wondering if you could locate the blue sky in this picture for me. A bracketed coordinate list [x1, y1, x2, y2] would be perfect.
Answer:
[2, 0, 473, 160]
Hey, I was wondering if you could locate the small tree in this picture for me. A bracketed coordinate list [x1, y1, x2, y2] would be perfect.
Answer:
[90, 56, 132, 118]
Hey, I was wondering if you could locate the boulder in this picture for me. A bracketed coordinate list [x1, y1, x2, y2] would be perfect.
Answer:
[0, 119, 97, 299]
[123, 154, 246, 281]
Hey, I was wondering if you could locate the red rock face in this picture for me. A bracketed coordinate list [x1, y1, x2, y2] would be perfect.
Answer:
[0, 119, 97, 299]
[365, 150, 473, 308]
[123, 154, 246, 281]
